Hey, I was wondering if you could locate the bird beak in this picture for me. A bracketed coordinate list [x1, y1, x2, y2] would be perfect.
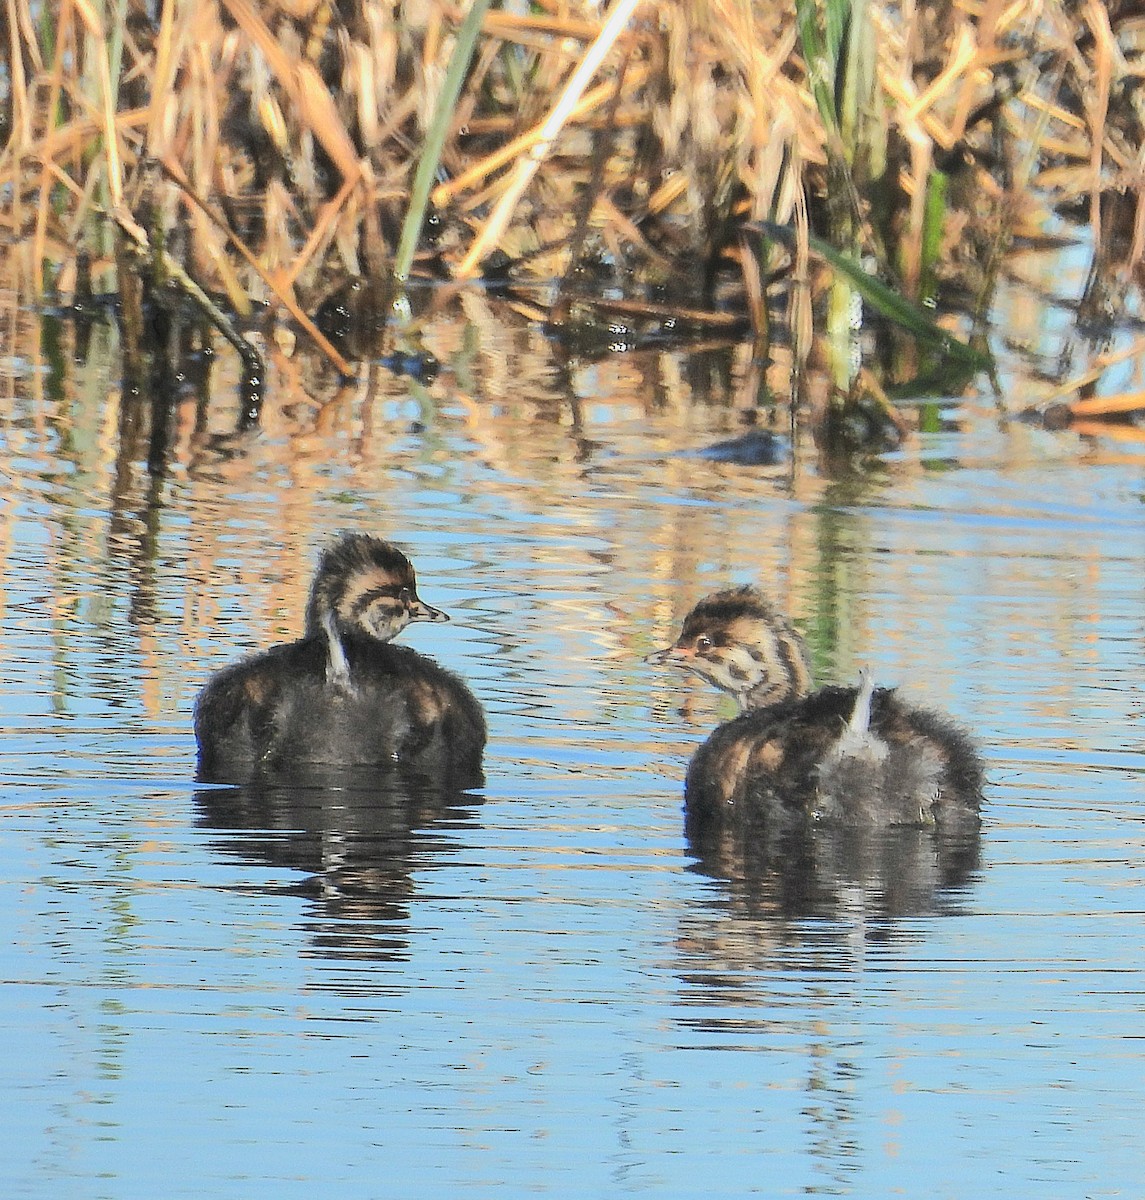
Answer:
[407, 598, 450, 624]
[645, 644, 689, 666]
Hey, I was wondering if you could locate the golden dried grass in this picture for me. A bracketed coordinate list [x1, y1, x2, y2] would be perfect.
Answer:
[1, 0, 1142, 418]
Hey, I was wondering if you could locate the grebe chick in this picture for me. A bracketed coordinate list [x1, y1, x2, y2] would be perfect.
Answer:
[648, 587, 982, 831]
[194, 534, 485, 787]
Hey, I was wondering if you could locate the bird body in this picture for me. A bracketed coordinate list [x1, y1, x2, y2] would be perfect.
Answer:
[650, 587, 982, 830]
[194, 535, 485, 787]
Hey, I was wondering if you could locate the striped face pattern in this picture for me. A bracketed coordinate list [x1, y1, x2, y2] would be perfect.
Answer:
[306, 534, 448, 645]
[649, 586, 813, 711]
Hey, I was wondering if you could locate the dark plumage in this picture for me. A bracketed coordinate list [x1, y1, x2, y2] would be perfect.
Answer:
[648, 586, 983, 831]
[194, 535, 485, 788]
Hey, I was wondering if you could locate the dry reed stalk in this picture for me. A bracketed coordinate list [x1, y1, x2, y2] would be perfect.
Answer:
[218, 0, 362, 187]
[155, 158, 353, 376]
[1128, 187, 1145, 270]
[877, 6, 1004, 154]
[455, 0, 645, 279]
[278, 174, 361, 289]
[72, 0, 125, 209]
[146, 0, 183, 153]
[477, 9, 605, 42]
[1069, 391, 1145, 418]
[7, 107, 151, 184]
[1042, 332, 1145, 405]
[590, 194, 675, 272]
[32, 0, 78, 296]
[1082, 0, 1114, 244]
[899, 130, 932, 299]
[789, 177, 813, 397]
[1068, 421, 1145, 445]
[588, 294, 744, 329]
[2, 0, 34, 161]
[738, 231, 768, 344]
[431, 65, 651, 211]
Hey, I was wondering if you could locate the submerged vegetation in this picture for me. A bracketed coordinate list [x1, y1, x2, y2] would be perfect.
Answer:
[2, 0, 1145, 432]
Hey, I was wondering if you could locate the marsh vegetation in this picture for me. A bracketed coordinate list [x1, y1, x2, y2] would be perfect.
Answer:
[3, 0, 1145, 439]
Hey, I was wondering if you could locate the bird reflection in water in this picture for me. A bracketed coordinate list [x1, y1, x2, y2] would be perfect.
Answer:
[195, 768, 483, 965]
[685, 814, 980, 926]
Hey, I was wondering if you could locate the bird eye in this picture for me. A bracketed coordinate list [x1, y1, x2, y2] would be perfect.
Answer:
[399, 587, 412, 610]
[695, 635, 712, 653]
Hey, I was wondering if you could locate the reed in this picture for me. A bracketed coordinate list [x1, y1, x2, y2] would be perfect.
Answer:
[1, 0, 1140, 426]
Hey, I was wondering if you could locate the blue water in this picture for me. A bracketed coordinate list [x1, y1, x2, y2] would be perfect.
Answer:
[2, 303, 1145, 1197]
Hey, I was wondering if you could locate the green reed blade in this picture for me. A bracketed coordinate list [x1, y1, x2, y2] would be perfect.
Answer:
[392, 0, 491, 305]
[823, 0, 850, 80]
[919, 168, 948, 307]
[809, 231, 990, 367]
[757, 220, 990, 370]
[794, 0, 839, 135]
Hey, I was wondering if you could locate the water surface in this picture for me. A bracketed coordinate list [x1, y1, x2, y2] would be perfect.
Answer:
[2, 263, 1145, 1197]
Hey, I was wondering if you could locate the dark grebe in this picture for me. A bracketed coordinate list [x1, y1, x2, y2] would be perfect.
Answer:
[194, 535, 485, 787]
[648, 587, 982, 831]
